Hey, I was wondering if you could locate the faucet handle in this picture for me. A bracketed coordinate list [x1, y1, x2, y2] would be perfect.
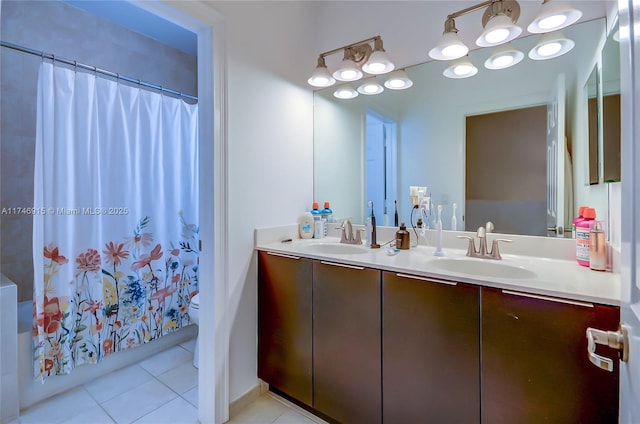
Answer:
[457, 235, 477, 256]
[489, 238, 512, 260]
[485, 221, 494, 233]
[476, 226, 486, 238]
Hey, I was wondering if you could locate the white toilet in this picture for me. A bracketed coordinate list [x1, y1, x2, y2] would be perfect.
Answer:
[188, 293, 200, 368]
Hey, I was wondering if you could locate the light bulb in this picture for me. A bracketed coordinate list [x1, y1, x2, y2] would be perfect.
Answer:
[333, 86, 358, 99]
[454, 65, 474, 76]
[537, 41, 562, 57]
[441, 44, 468, 58]
[538, 14, 567, 31]
[310, 76, 330, 86]
[492, 54, 514, 68]
[366, 63, 386, 73]
[357, 78, 384, 95]
[484, 28, 510, 44]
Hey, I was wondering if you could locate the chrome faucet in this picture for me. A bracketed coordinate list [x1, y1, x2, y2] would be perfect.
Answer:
[457, 222, 511, 260]
[337, 219, 363, 245]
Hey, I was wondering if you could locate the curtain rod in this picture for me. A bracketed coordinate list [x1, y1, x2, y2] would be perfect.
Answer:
[1, 40, 198, 101]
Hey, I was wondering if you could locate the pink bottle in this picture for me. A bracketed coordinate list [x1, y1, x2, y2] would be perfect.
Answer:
[576, 207, 596, 267]
[572, 206, 588, 238]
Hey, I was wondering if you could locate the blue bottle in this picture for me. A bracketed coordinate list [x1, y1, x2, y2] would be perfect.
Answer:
[321, 202, 333, 236]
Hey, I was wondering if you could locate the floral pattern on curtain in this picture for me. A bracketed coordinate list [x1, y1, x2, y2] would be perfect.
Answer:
[38, 216, 198, 376]
[33, 62, 199, 378]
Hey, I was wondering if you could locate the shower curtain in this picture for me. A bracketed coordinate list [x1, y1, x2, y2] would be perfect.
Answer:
[32, 62, 199, 378]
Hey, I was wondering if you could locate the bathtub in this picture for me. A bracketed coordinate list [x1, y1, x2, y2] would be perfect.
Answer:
[15, 298, 197, 410]
[1, 273, 19, 423]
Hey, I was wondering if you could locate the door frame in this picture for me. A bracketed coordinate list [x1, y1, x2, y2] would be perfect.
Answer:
[619, 0, 640, 421]
[131, 2, 229, 423]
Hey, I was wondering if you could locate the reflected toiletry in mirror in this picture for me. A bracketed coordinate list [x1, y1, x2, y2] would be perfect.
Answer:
[313, 16, 618, 237]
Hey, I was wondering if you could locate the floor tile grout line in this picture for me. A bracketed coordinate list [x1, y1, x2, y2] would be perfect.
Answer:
[128, 392, 182, 424]
[82, 363, 156, 405]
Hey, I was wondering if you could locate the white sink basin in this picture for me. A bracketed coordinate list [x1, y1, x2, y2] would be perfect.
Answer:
[298, 243, 369, 255]
[428, 257, 537, 279]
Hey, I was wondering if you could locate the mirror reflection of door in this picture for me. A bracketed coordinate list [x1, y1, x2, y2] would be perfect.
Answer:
[546, 76, 569, 237]
[466, 106, 548, 236]
[586, 66, 600, 184]
[366, 111, 397, 226]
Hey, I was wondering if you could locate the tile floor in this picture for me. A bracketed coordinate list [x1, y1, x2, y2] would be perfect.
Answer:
[15, 338, 327, 424]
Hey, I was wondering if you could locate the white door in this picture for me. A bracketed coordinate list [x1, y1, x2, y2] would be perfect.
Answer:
[366, 111, 397, 225]
[587, 2, 639, 421]
[546, 75, 566, 237]
[619, 0, 640, 420]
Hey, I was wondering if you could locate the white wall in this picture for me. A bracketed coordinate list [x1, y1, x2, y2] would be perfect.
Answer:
[199, 2, 315, 402]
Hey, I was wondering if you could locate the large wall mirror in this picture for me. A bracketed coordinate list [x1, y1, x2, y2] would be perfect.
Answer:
[314, 16, 618, 237]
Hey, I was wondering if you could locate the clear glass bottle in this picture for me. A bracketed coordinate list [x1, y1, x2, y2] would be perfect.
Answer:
[589, 220, 606, 271]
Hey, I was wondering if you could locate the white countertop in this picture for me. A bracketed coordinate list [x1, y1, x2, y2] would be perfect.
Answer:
[255, 231, 620, 307]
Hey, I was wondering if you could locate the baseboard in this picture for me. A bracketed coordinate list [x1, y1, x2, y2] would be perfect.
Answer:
[228, 382, 262, 418]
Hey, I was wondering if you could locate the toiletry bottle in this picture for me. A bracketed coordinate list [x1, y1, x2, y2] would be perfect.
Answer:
[572, 205, 588, 238]
[396, 222, 410, 250]
[576, 207, 596, 266]
[369, 201, 379, 248]
[410, 187, 419, 207]
[394, 200, 399, 227]
[311, 202, 323, 239]
[451, 203, 457, 231]
[434, 205, 444, 256]
[321, 202, 333, 236]
[298, 212, 314, 239]
[589, 220, 606, 271]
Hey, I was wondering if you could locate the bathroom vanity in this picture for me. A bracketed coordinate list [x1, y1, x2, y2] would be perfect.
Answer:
[256, 227, 620, 424]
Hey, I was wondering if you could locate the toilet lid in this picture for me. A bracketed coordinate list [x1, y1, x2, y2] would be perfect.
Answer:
[190, 293, 200, 308]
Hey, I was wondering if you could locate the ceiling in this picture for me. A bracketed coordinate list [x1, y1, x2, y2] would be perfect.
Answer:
[61, 1, 613, 70]
[61, 0, 197, 56]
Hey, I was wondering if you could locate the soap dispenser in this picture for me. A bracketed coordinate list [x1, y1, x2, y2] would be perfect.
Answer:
[396, 223, 410, 250]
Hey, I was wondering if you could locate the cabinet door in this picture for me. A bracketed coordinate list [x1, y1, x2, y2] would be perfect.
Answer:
[313, 261, 381, 424]
[258, 251, 313, 406]
[383, 272, 480, 423]
[482, 287, 619, 424]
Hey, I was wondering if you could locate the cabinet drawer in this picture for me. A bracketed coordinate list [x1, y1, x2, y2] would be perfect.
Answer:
[481, 287, 619, 424]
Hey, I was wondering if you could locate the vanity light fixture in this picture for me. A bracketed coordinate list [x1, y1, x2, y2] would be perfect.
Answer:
[308, 36, 396, 88]
[528, 31, 575, 60]
[484, 42, 524, 69]
[428, 17, 470, 61]
[476, 1, 522, 47]
[308, 56, 336, 87]
[443, 57, 478, 79]
[333, 52, 363, 82]
[384, 69, 413, 90]
[333, 84, 359, 100]
[357, 78, 385, 95]
[527, 0, 582, 33]
[429, 0, 582, 75]
[361, 37, 395, 74]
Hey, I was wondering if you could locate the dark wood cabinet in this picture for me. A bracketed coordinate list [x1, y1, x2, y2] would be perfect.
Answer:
[382, 272, 480, 423]
[257, 251, 313, 406]
[257, 249, 620, 424]
[313, 261, 382, 424]
[481, 287, 620, 424]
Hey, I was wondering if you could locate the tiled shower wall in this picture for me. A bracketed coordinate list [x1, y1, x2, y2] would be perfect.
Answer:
[0, 0, 197, 302]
